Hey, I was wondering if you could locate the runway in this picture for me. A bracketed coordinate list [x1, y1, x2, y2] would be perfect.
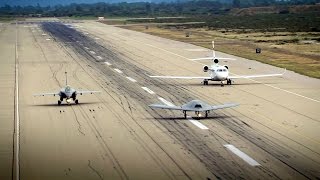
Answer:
[0, 20, 319, 179]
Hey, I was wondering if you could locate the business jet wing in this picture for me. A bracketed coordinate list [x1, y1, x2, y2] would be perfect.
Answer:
[149, 104, 182, 110]
[76, 90, 101, 95]
[150, 75, 210, 79]
[229, 69, 286, 79]
[33, 92, 60, 96]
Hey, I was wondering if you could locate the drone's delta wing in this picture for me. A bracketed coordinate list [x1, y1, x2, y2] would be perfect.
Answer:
[149, 104, 182, 110]
[206, 103, 239, 111]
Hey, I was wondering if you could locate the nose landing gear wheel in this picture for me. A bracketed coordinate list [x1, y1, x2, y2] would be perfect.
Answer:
[203, 80, 209, 85]
[75, 99, 79, 104]
[58, 100, 61, 105]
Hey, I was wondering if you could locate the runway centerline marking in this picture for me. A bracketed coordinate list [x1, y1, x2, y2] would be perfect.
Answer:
[126, 77, 137, 82]
[141, 87, 155, 94]
[187, 116, 209, 130]
[96, 56, 103, 60]
[115, 33, 318, 103]
[158, 97, 175, 107]
[89, 51, 96, 54]
[114, 68, 123, 74]
[84, 47, 89, 50]
[104, 62, 111, 66]
[224, 144, 260, 166]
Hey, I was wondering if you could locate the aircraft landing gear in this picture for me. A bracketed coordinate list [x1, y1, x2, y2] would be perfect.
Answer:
[221, 81, 224, 87]
[183, 110, 187, 119]
[205, 111, 209, 118]
[203, 80, 209, 85]
[58, 100, 62, 105]
[75, 99, 79, 104]
[227, 79, 232, 85]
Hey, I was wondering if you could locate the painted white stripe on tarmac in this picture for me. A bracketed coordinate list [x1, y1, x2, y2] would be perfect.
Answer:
[141, 87, 155, 94]
[94, 37, 100, 40]
[90, 51, 96, 54]
[158, 97, 175, 107]
[42, 33, 46, 36]
[96, 56, 103, 60]
[104, 62, 111, 66]
[126, 77, 137, 82]
[46, 38, 50, 41]
[114, 68, 123, 74]
[84, 47, 89, 50]
[187, 116, 209, 130]
[224, 144, 260, 166]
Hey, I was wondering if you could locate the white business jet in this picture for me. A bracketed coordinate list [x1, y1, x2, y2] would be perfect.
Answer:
[150, 41, 285, 86]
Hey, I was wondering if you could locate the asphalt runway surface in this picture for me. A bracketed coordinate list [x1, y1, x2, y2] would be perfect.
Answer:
[0, 20, 319, 179]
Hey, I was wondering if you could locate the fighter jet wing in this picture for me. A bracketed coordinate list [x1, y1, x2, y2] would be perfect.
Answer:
[149, 104, 183, 110]
[229, 69, 286, 79]
[33, 92, 60, 96]
[150, 75, 210, 79]
[76, 90, 101, 95]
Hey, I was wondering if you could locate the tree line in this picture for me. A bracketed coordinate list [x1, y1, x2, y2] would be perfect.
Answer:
[0, 0, 319, 17]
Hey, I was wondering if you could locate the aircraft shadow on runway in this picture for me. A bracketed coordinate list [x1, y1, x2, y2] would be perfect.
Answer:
[152, 115, 236, 120]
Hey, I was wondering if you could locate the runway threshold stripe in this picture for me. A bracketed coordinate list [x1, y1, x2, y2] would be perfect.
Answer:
[90, 51, 96, 54]
[187, 116, 209, 130]
[158, 97, 175, 107]
[104, 62, 111, 66]
[141, 87, 155, 94]
[224, 144, 260, 166]
[114, 68, 123, 74]
[96, 56, 103, 60]
[126, 77, 137, 82]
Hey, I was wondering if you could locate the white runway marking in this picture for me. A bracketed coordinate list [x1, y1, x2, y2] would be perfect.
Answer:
[141, 87, 155, 94]
[114, 68, 123, 74]
[84, 47, 89, 50]
[104, 62, 111, 66]
[15, 21, 20, 180]
[126, 77, 137, 82]
[90, 51, 96, 54]
[46, 38, 50, 41]
[116, 33, 318, 103]
[187, 116, 209, 130]
[84, 32, 89, 35]
[42, 33, 46, 36]
[224, 144, 260, 166]
[158, 97, 175, 107]
[94, 37, 100, 40]
[96, 56, 103, 60]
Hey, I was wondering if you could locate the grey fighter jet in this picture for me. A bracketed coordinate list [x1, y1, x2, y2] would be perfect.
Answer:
[34, 72, 101, 105]
[149, 99, 239, 119]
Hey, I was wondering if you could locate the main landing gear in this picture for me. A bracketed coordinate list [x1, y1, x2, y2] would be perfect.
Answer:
[203, 79, 209, 85]
[227, 79, 232, 85]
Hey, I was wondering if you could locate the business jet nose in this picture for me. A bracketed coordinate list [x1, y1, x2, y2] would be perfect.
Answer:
[217, 73, 228, 80]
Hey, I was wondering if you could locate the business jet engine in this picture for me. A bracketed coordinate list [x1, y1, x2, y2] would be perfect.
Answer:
[203, 66, 209, 72]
